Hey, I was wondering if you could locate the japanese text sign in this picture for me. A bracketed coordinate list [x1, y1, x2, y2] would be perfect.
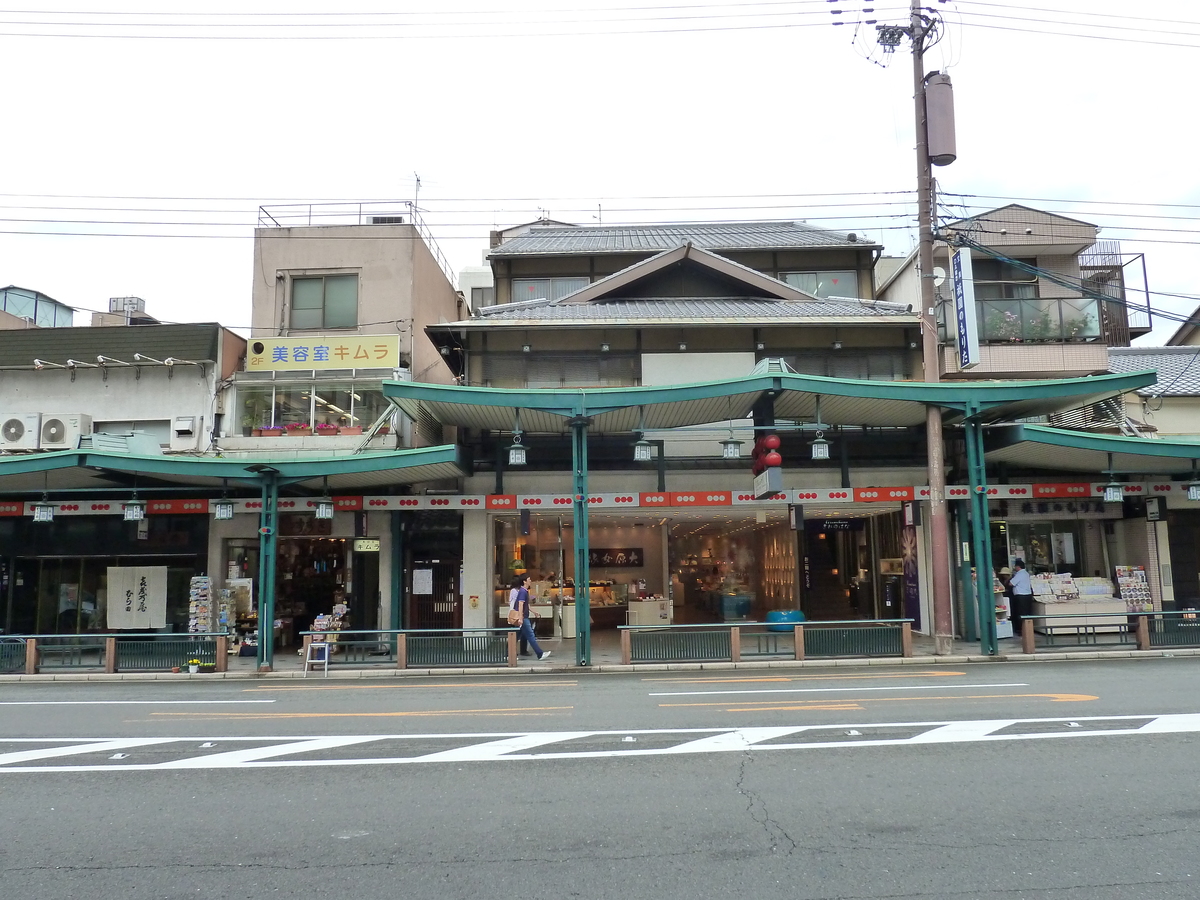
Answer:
[247, 334, 401, 371]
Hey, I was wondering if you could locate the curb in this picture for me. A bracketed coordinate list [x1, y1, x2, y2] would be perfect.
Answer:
[3, 647, 1199, 682]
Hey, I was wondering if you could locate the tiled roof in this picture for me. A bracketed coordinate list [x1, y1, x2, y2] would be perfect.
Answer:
[1109, 346, 1200, 396]
[488, 221, 878, 257]
[465, 297, 912, 323]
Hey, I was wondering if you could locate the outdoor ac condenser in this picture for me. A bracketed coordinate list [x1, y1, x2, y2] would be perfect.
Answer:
[40, 413, 93, 450]
[0, 413, 42, 449]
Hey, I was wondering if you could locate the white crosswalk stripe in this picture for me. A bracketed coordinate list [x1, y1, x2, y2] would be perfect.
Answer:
[0, 714, 1194, 772]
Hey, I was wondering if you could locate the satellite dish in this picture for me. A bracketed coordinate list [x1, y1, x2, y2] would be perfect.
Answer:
[933, 266, 947, 286]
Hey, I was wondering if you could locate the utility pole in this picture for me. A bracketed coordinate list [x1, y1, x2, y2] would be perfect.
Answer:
[908, 0, 954, 655]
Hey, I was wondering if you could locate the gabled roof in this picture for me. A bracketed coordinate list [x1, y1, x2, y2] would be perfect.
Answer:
[488, 220, 880, 258]
[1166, 307, 1200, 346]
[943, 203, 1098, 233]
[454, 243, 911, 328]
[1109, 346, 1200, 396]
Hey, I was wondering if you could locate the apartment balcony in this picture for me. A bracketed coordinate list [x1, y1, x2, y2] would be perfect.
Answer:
[942, 342, 1109, 379]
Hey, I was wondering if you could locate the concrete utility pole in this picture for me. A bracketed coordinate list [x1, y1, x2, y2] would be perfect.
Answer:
[899, 0, 955, 655]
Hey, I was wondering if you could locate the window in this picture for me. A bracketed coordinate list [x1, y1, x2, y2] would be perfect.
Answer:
[511, 277, 589, 303]
[471, 286, 495, 308]
[781, 271, 858, 299]
[777, 351, 907, 381]
[971, 258, 1038, 300]
[290, 274, 358, 329]
[235, 380, 389, 434]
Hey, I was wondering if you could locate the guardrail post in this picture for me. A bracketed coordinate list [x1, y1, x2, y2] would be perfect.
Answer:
[794, 625, 805, 661]
[25, 638, 38, 674]
[215, 635, 228, 673]
[507, 630, 517, 667]
[1136, 616, 1150, 651]
[730, 627, 741, 662]
[1022, 619, 1035, 654]
[620, 628, 632, 665]
[397, 633, 407, 669]
[105, 637, 117, 673]
[901, 622, 913, 658]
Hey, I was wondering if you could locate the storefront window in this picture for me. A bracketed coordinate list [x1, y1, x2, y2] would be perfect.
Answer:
[234, 380, 392, 434]
[999, 521, 1083, 575]
[239, 385, 275, 434]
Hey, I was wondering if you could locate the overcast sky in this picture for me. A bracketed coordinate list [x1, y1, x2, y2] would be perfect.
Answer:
[2, 1, 1197, 342]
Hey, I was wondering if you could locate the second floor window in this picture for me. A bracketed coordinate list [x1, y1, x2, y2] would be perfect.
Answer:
[971, 258, 1038, 300]
[291, 274, 358, 329]
[511, 277, 589, 303]
[781, 271, 859, 299]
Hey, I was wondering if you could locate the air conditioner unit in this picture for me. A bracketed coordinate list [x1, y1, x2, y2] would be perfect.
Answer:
[40, 413, 93, 450]
[0, 413, 42, 450]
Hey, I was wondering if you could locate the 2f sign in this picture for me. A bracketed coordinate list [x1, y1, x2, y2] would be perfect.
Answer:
[952, 248, 980, 370]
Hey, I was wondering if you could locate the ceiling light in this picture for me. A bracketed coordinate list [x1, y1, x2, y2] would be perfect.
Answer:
[522, 344, 531, 353]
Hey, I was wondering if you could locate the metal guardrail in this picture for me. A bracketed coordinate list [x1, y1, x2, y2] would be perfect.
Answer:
[0, 638, 26, 673]
[618, 620, 914, 664]
[1017, 611, 1200, 654]
[0, 633, 229, 674]
[300, 628, 519, 670]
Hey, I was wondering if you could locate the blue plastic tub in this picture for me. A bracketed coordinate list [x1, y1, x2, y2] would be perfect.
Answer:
[766, 609, 805, 632]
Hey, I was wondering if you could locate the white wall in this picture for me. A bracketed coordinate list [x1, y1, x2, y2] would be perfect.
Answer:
[641, 351, 758, 457]
[1, 365, 218, 450]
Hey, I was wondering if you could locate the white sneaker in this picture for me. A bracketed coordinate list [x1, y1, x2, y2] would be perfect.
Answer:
[538, 651, 551, 661]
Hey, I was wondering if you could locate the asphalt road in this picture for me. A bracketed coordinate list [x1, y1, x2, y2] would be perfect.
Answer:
[3, 658, 1200, 899]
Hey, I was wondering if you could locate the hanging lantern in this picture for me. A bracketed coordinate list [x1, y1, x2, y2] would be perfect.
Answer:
[810, 431, 830, 461]
[32, 498, 54, 523]
[508, 434, 527, 466]
[720, 438, 743, 460]
[1188, 483, 1200, 502]
[315, 499, 335, 520]
[123, 498, 146, 521]
[633, 438, 653, 462]
[1103, 482, 1123, 504]
[213, 500, 235, 521]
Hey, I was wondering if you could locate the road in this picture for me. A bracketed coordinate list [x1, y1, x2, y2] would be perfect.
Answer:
[3, 658, 1199, 899]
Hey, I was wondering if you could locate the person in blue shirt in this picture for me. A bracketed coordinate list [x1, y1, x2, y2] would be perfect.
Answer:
[1009, 559, 1034, 636]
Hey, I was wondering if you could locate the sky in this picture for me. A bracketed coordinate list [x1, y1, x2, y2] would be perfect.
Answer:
[2, 1, 1198, 342]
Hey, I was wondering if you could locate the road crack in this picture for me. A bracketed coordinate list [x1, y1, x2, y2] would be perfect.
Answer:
[735, 746, 798, 855]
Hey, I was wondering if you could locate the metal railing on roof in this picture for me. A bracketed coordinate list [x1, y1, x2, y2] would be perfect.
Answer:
[256, 201, 456, 287]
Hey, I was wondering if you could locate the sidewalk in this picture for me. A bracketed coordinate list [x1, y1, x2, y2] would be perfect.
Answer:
[4, 630, 1199, 681]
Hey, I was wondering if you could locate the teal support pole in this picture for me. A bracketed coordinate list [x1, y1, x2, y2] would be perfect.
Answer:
[971, 418, 997, 635]
[256, 479, 270, 671]
[963, 410, 997, 656]
[259, 473, 280, 670]
[570, 413, 592, 667]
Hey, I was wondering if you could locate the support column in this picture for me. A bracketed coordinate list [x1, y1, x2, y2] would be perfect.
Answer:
[256, 473, 280, 671]
[569, 414, 593, 667]
[963, 411, 997, 656]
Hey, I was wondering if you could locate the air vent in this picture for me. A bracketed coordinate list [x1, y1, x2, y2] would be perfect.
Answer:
[369, 215, 405, 225]
[40, 413, 93, 449]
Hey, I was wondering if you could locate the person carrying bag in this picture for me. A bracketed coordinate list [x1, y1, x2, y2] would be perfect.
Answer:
[508, 575, 550, 662]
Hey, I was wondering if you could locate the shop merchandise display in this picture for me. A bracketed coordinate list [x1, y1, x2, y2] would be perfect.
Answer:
[1030, 572, 1125, 633]
[187, 577, 213, 633]
[1116, 566, 1153, 612]
[991, 571, 1012, 639]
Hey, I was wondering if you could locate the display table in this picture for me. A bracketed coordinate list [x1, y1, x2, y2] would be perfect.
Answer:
[1032, 599, 1127, 632]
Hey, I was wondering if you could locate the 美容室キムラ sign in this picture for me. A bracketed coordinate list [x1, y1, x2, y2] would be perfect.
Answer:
[247, 335, 401, 371]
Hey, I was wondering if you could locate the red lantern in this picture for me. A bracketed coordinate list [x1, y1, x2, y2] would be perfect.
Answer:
[763, 450, 782, 468]
[762, 434, 781, 451]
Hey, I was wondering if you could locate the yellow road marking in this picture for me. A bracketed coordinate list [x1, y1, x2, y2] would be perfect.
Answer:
[242, 682, 578, 693]
[149, 706, 574, 719]
[642, 671, 966, 684]
[661, 692, 1097, 710]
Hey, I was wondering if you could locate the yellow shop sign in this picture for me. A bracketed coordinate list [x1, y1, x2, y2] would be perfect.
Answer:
[247, 334, 401, 371]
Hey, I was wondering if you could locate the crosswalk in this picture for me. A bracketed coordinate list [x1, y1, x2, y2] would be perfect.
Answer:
[3, 713, 1200, 772]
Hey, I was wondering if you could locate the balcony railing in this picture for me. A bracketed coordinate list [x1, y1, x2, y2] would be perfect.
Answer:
[977, 297, 1101, 343]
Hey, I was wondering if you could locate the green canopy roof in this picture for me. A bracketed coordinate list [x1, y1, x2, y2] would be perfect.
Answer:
[384, 371, 1157, 434]
[987, 425, 1200, 475]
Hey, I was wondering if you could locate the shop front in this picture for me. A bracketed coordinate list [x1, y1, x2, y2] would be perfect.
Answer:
[0, 511, 208, 635]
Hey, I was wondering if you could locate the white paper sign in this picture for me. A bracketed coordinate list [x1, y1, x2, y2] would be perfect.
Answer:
[106, 566, 168, 629]
[412, 569, 434, 595]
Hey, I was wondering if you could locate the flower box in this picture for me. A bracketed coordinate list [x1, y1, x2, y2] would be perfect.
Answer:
[338, 426, 363, 436]
[315, 425, 339, 437]
[260, 427, 284, 437]
[285, 425, 312, 437]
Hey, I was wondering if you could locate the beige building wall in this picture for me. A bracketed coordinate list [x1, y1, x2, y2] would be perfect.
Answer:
[1124, 395, 1200, 436]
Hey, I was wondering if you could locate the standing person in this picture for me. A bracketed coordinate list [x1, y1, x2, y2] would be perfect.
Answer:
[1009, 559, 1034, 637]
[509, 575, 550, 662]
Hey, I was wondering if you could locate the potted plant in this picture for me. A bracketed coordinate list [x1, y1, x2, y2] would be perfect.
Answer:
[187, 657, 201, 674]
[338, 424, 363, 435]
[260, 424, 284, 437]
[285, 422, 312, 437]
[315, 423, 339, 437]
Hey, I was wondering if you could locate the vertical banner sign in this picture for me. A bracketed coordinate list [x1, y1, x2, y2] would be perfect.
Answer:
[952, 247, 980, 370]
[106, 566, 168, 629]
[902, 525, 922, 631]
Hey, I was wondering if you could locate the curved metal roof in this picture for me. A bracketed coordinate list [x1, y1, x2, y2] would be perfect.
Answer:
[986, 424, 1200, 474]
[384, 371, 1157, 435]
